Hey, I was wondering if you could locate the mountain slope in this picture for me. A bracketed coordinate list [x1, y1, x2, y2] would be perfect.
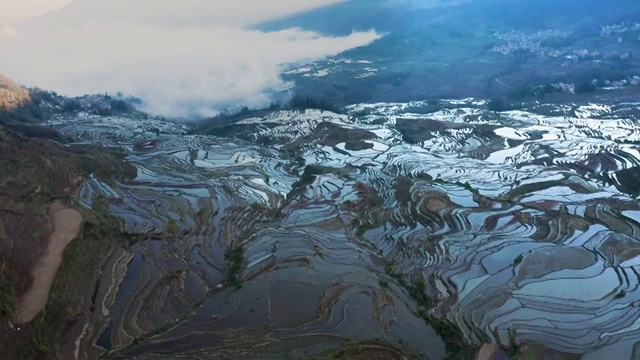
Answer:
[262, 0, 640, 107]
[0, 124, 136, 359]
[0, 75, 29, 111]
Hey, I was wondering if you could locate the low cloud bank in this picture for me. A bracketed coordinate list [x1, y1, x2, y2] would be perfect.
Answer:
[0, 1, 380, 118]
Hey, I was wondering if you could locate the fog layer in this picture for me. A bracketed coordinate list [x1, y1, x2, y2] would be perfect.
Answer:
[0, 0, 380, 117]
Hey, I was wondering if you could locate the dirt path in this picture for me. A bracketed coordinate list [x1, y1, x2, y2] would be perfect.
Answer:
[15, 201, 83, 324]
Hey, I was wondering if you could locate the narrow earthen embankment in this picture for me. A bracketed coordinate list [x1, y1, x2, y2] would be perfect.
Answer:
[15, 201, 83, 324]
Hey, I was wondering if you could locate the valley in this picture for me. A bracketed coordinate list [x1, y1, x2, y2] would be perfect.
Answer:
[3, 1, 640, 358]
[4, 95, 639, 359]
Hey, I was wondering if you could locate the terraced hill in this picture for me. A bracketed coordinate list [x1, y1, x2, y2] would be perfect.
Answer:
[28, 97, 640, 360]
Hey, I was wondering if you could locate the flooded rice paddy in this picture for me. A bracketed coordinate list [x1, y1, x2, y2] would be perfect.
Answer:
[50, 100, 640, 359]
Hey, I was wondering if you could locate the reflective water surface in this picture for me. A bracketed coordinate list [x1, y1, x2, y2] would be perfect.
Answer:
[50, 100, 640, 359]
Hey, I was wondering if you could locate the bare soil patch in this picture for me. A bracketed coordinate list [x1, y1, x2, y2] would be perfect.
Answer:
[15, 202, 83, 324]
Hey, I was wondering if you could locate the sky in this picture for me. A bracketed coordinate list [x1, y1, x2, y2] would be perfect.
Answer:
[0, 0, 380, 118]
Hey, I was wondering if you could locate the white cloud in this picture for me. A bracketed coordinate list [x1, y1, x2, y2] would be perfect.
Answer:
[22, 0, 349, 28]
[0, 0, 380, 118]
[0, 26, 17, 36]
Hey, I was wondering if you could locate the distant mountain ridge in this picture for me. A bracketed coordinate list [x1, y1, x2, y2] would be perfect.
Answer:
[257, 0, 639, 35]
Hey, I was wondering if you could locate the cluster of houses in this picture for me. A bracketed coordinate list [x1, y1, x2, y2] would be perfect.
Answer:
[492, 28, 634, 64]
